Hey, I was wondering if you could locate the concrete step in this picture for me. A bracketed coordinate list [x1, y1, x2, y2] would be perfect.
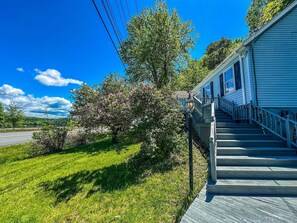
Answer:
[216, 128, 263, 134]
[217, 139, 285, 147]
[217, 133, 274, 140]
[217, 155, 297, 166]
[216, 123, 259, 128]
[217, 147, 297, 156]
[217, 166, 297, 179]
[207, 179, 297, 195]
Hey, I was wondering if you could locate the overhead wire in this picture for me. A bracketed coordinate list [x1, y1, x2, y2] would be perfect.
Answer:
[114, 0, 126, 35]
[125, 0, 131, 19]
[105, 0, 123, 43]
[91, 0, 127, 72]
[119, 0, 128, 24]
[100, 0, 122, 45]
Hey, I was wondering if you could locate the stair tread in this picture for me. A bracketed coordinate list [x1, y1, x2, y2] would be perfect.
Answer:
[217, 166, 297, 171]
[217, 139, 283, 142]
[217, 147, 293, 151]
[217, 155, 297, 160]
[213, 179, 297, 186]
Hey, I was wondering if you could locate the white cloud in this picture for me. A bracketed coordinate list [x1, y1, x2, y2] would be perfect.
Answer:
[34, 68, 83, 87]
[16, 67, 24, 72]
[0, 84, 25, 96]
[0, 84, 72, 118]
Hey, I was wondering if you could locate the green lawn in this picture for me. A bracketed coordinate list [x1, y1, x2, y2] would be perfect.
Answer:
[0, 138, 207, 223]
[0, 143, 32, 165]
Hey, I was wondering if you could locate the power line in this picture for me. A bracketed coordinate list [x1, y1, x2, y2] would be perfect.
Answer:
[119, 0, 128, 24]
[91, 0, 127, 72]
[105, 0, 123, 43]
[134, 0, 138, 13]
[114, 0, 126, 36]
[125, 0, 131, 19]
[100, 0, 122, 45]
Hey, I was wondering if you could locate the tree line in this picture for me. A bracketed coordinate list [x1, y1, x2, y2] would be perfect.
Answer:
[0, 102, 68, 129]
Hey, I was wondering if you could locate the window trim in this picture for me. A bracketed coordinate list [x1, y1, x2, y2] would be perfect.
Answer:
[223, 65, 236, 96]
[204, 83, 211, 98]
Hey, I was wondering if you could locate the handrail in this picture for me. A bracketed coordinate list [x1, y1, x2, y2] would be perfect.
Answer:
[250, 103, 297, 148]
[209, 101, 217, 182]
[217, 96, 297, 148]
[218, 97, 235, 118]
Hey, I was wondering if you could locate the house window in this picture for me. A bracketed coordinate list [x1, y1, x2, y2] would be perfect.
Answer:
[205, 84, 211, 98]
[224, 67, 235, 94]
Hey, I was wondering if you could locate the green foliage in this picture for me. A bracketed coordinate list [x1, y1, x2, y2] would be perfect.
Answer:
[172, 38, 242, 90]
[120, 1, 195, 89]
[246, 0, 294, 33]
[0, 137, 207, 222]
[5, 103, 24, 128]
[201, 37, 242, 70]
[130, 85, 184, 159]
[31, 125, 68, 156]
[71, 73, 133, 144]
[171, 59, 209, 91]
[0, 102, 6, 128]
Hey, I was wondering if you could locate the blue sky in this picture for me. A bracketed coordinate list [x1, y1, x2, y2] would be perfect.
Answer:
[0, 0, 250, 117]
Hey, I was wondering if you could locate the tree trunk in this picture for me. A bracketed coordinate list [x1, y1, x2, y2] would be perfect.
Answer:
[112, 130, 119, 144]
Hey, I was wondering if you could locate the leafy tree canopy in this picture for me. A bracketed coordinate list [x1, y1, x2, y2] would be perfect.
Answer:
[120, 0, 195, 89]
[6, 103, 24, 128]
[246, 0, 294, 33]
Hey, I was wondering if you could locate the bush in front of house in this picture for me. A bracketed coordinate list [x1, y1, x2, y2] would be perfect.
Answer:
[31, 125, 68, 156]
[130, 84, 185, 159]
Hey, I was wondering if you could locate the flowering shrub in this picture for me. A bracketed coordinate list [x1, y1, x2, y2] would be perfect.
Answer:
[31, 125, 68, 156]
[71, 74, 133, 143]
[130, 85, 184, 158]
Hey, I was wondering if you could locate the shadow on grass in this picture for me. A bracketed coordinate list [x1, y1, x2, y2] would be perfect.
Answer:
[40, 152, 174, 204]
[61, 137, 134, 155]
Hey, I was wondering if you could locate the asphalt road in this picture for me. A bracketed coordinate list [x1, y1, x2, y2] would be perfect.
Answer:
[0, 131, 35, 146]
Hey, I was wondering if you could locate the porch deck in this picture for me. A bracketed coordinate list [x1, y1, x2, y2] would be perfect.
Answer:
[181, 185, 297, 223]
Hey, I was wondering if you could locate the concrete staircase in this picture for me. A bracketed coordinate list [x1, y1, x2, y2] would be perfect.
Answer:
[207, 110, 297, 195]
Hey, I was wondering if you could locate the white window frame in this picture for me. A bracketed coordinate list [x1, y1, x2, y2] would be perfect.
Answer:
[223, 65, 236, 95]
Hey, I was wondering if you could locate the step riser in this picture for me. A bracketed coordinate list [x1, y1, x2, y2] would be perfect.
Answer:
[217, 141, 285, 147]
[217, 171, 297, 179]
[216, 129, 263, 134]
[216, 124, 258, 128]
[217, 159, 297, 166]
[217, 149, 296, 156]
[207, 185, 297, 195]
[217, 135, 273, 140]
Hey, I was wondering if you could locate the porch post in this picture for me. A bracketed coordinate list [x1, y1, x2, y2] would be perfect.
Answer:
[285, 115, 291, 148]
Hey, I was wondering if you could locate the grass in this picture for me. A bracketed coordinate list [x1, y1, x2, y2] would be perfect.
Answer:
[0, 128, 40, 133]
[0, 143, 32, 165]
[0, 137, 207, 223]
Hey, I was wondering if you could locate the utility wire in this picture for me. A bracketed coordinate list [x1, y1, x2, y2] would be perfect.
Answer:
[100, 0, 122, 45]
[105, 0, 123, 43]
[91, 0, 127, 72]
[115, 0, 126, 36]
[134, 0, 138, 13]
[119, 0, 128, 24]
[125, 0, 131, 19]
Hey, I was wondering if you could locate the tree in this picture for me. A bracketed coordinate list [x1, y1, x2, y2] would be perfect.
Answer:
[130, 84, 184, 158]
[246, 0, 294, 33]
[0, 102, 6, 128]
[119, 1, 195, 89]
[171, 59, 209, 91]
[6, 103, 24, 129]
[71, 73, 133, 143]
[201, 37, 242, 70]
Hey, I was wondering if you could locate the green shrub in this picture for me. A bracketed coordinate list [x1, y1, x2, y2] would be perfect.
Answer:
[130, 85, 184, 159]
[31, 125, 68, 156]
